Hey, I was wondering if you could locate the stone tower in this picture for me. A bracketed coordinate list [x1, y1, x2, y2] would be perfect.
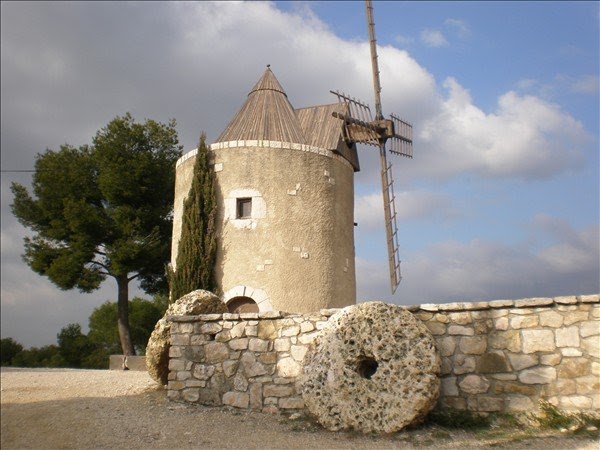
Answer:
[172, 67, 359, 313]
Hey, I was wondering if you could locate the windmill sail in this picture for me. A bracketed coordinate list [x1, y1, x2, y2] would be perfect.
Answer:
[330, 0, 414, 294]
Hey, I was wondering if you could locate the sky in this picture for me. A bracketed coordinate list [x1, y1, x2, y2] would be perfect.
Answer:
[1, 1, 598, 348]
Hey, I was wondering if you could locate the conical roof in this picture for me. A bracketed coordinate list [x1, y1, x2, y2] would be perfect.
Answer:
[215, 67, 306, 144]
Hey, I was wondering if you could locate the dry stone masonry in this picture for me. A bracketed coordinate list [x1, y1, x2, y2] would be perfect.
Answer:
[166, 294, 599, 422]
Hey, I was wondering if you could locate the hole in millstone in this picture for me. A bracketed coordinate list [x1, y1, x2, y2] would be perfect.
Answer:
[356, 356, 378, 379]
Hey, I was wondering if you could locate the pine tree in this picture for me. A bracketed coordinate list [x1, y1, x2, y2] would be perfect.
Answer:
[169, 133, 218, 301]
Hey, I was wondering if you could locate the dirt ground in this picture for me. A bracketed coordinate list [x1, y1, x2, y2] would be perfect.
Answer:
[1, 367, 597, 449]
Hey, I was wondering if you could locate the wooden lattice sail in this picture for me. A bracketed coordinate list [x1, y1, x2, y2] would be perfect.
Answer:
[330, 0, 414, 294]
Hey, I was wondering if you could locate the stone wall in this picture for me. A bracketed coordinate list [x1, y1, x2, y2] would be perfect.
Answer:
[166, 295, 599, 414]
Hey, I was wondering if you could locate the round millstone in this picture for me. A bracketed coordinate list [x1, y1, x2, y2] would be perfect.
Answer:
[301, 301, 441, 433]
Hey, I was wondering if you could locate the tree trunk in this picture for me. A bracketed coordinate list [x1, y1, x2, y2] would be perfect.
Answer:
[116, 274, 136, 356]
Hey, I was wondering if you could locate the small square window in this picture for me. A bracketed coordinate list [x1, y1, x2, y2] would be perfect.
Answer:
[236, 197, 252, 219]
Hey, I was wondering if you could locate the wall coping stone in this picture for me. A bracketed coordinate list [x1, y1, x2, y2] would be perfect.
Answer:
[166, 295, 598, 323]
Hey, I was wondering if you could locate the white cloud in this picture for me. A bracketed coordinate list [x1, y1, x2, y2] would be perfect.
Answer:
[569, 75, 599, 94]
[358, 220, 599, 304]
[417, 77, 588, 179]
[420, 29, 449, 48]
[444, 18, 470, 39]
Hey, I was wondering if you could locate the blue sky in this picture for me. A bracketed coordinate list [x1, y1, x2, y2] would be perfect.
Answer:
[1, 1, 598, 347]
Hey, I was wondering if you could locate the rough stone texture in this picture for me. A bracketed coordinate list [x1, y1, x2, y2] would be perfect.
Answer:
[301, 302, 440, 433]
[167, 294, 599, 417]
[146, 290, 226, 384]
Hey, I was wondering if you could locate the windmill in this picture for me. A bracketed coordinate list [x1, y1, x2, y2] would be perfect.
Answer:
[330, 0, 413, 294]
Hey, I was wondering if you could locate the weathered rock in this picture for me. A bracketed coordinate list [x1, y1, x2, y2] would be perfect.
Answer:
[301, 302, 440, 433]
[146, 290, 226, 385]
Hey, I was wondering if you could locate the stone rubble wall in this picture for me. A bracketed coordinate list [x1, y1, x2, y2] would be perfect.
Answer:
[167, 294, 599, 414]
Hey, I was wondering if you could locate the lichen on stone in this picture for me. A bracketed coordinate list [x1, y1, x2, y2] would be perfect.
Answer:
[301, 301, 441, 433]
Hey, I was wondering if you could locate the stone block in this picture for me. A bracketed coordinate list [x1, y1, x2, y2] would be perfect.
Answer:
[509, 308, 534, 315]
[434, 313, 449, 323]
[229, 338, 249, 350]
[169, 359, 186, 371]
[554, 296, 577, 305]
[514, 297, 553, 308]
[477, 353, 511, 373]
[425, 321, 446, 335]
[290, 345, 308, 362]
[415, 312, 434, 321]
[576, 375, 600, 395]
[300, 321, 315, 333]
[183, 346, 205, 363]
[193, 364, 215, 380]
[241, 353, 268, 377]
[459, 336, 487, 354]
[519, 367, 556, 384]
[257, 320, 278, 340]
[441, 357, 453, 375]
[539, 311, 564, 328]
[453, 355, 476, 375]
[200, 322, 223, 334]
[580, 321, 600, 337]
[223, 391, 249, 408]
[580, 294, 600, 303]
[540, 353, 561, 366]
[459, 374, 490, 394]
[494, 317, 509, 331]
[274, 338, 291, 351]
[279, 397, 304, 409]
[508, 353, 538, 371]
[204, 342, 230, 363]
[510, 315, 539, 329]
[176, 370, 191, 381]
[249, 383, 263, 410]
[522, 329, 555, 353]
[263, 384, 295, 397]
[555, 326, 580, 348]
[448, 325, 474, 336]
[170, 334, 190, 346]
[441, 397, 467, 410]
[477, 396, 505, 412]
[563, 311, 589, 326]
[246, 325, 258, 336]
[561, 347, 583, 357]
[257, 352, 277, 364]
[592, 307, 600, 318]
[248, 338, 269, 352]
[560, 396, 592, 410]
[493, 381, 537, 396]
[543, 379, 576, 396]
[558, 358, 590, 378]
[488, 299, 514, 308]
[223, 360, 238, 377]
[229, 322, 246, 339]
[437, 336, 456, 357]
[233, 372, 249, 391]
[182, 388, 200, 402]
[507, 396, 534, 411]
[448, 312, 472, 325]
[277, 357, 301, 377]
[582, 336, 600, 358]
[298, 331, 319, 344]
[489, 330, 521, 353]
[592, 362, 600, 376]
[441, 376, 459, 396]
[281, 325, 300, 337]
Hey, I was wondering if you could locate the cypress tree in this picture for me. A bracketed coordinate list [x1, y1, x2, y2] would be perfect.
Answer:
[169, 133, 218, 301]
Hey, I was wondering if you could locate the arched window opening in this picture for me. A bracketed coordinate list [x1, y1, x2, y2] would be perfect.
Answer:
[227, 296, 259, 313]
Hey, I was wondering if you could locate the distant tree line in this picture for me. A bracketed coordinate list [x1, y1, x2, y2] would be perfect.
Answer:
[0, 295, 167, 369]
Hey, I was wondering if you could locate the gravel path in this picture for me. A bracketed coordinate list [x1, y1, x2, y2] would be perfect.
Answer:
[1, 368, 597, 449]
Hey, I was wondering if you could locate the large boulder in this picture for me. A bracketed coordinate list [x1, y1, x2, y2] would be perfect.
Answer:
[301, 301, 440, 433]
[146, 289, 227, 385]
